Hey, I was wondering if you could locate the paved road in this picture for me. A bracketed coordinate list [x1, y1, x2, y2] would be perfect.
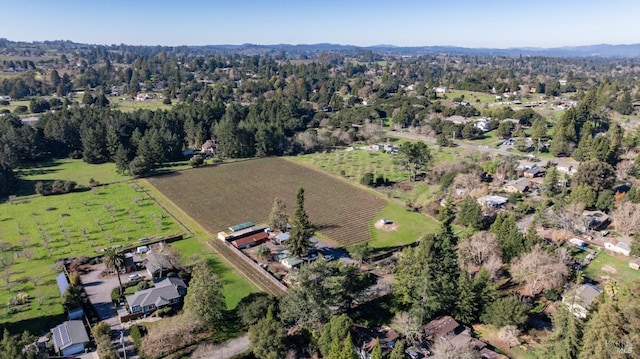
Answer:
[385, 130, 518, 157]
[191, 334, 250, 359]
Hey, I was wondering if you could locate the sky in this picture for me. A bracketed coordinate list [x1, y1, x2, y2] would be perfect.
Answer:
[2, 0, 640, 48]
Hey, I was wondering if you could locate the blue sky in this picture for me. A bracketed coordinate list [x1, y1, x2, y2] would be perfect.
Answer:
[2, 0, 639, 48]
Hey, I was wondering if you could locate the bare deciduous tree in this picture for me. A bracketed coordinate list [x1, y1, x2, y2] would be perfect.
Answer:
[391, 311, 422, 346]
[430, 335, 480, 359]
[612, 200, 640, 237]
[451, 171, 484, 197]
[457, 231, 503, 278]
[498, 325, 521, 348]
[511, 245, 568, 296]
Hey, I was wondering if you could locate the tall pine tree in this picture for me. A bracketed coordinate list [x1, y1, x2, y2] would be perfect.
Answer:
[288, 187, 315, 257]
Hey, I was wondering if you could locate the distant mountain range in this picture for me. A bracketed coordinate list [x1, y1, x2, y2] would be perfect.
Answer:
[192, 43, 640, 58]
[3, 38, 640, 57]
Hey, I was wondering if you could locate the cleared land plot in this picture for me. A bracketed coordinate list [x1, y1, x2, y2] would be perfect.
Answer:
[583, 251, 639, 285]
[147, 157, 387, 246]
[0, 182, 182, 332]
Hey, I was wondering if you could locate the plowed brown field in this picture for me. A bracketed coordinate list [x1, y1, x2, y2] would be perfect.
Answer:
[147, 157, 387, 246]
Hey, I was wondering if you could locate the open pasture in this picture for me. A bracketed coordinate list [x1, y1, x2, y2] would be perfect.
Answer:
[0, 182, 181, 332]
[147, 157, 388, 246]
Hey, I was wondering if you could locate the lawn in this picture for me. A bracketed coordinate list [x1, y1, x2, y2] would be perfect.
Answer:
[17, 158, 130, 187]
[368, 203, 439, 248]
[111, 98, 173, 112]
[170, 237, 258, 309]
[147, 157, 389, 246]
[583, 251, 639, 285]
[0, 181, 182, 332]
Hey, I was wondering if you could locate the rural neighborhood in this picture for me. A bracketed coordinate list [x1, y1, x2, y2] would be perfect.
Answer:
[1, 4, 640, 358]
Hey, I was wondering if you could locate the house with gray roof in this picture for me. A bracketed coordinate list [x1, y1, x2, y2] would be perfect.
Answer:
[563, 284, 601, 318]
[51, 320, 90, 357]
[126, 277, 187, 315]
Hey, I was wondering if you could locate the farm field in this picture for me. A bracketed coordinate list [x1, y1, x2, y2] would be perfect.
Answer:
[294, 149, 407, 183]
[147, 157, 387, 246]
[0, 181, 182, 333]
[147, 157, 440, 248]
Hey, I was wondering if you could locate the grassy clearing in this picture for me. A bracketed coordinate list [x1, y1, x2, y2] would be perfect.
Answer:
[0, 182, 182, 332]
[583, 251, 639, 285]
[170, 237, 257, 309]
[147, 158, 388, 246]
[1, 100, 31, 114]
[17, 158, 130, 186]
[111, 98, 173, 112]
[369, 203, 439, 248]
[443, 90, 499, 105]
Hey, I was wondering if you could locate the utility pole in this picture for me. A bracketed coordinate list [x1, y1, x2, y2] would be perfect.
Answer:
[120, 330, 127, 359]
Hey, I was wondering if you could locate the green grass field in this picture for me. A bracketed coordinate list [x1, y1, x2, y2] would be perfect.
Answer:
[368, 203, 439, 248]
[17, 158, 131, 186]
[111, 98, 173, 112]
[0, 182, 183, 332]
[583, 251, 639, 285]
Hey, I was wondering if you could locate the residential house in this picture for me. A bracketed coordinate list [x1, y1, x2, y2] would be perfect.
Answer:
[275, 232, 290, 245]
[578, 211, 610, 233]
[352, 325, 398, 359]
[421, 316, 507, 359]
[126, 276, 187, 315]
[629, 260, 640, 270]
[434, 86, 447, 94]
[51, 320, 90, 357]
[477, 195, 508, 208]
[604, 238, 631, 256]
[0, 95, 10, 101]
[473, 118, 491, 132]
[523, 166, 545, 179]
[145, 252, 177, 278]
[280, 256, 304, 269]
[201, 140, 216, 155]
[445, 115, 469, 125]
[503, 178, 531, 194]
[563, 284, 601, 318]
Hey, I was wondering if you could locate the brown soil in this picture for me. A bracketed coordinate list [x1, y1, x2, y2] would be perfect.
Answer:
[374, 221, 399, 231]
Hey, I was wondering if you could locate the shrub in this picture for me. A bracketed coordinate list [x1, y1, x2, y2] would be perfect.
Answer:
[136, 280, 152, 291]
[156, 307, 173, 317]
[14, 105, 28, 114]
[129, 324, 146, 350]
[69, 271, 80, 286]
[162, 98, 172, 105]
[360, 172, 375, 186]
[92, 321, 111, 338]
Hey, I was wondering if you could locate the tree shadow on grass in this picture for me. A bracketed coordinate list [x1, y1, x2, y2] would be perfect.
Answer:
[205, 257, 233, 284]
[2, 312, 67, 336]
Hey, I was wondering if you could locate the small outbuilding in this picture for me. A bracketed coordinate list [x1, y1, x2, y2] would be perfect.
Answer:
[51, 320, 90, 357]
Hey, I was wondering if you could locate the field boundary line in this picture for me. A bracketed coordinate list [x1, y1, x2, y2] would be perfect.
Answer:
[135, 180, 194, 235]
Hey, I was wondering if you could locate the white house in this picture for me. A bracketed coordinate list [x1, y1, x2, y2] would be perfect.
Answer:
[477, 195, 508, 208]
[473, 118, 491, 132]
[604, 238, 631, 256]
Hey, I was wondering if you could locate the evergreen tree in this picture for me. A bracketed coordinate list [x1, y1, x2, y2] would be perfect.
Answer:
[542, 166, 560, 197]
[249, 306, 286, 359]
[340, 333, 358, 359]
[389, 340, 406, 359]
[371, 341, 383, 359]
[454, 272, 478, 324]
[288, 187, 315, 257]
[318, 314, 353, 357]
[543, 306, 582, 359]
[472, 268, 497, 319]
[457, 196, 483, 230]
[267, 197, 288, 231]
[490, 212, 525, 262]
[0, 329, 19, 359]
[183, 262, 226, 332]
